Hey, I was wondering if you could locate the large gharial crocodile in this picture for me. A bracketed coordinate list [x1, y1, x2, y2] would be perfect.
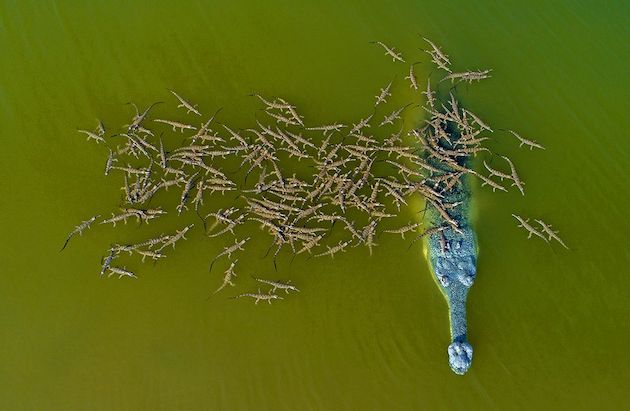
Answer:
[424, 196, 476, 375]
[420, 121, 478, 375]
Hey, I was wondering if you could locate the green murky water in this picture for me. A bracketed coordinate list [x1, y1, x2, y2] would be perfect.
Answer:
[1, 1, 629, 409]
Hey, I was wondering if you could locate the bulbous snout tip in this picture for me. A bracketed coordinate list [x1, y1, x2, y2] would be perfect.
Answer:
[448, 341, 473, 375]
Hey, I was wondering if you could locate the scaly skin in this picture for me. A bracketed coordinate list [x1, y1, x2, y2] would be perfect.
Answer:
[423, 127, 477, 375]
[425, 216, 476, 375]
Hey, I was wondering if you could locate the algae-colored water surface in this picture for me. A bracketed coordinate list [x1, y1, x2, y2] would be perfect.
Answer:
[1, 1, 629, 410]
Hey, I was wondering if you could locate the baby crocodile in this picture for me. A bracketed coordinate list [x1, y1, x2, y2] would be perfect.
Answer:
[252, 276, 300, 294]
[232, 289, 283, 305]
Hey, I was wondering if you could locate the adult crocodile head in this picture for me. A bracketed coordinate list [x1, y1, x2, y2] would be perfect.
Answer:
[425, 223, 478, 375]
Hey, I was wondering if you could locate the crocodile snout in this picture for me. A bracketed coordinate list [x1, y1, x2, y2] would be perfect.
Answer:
[448, 341, 473, 375]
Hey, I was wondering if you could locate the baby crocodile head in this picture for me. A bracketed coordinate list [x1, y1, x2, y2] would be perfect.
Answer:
[448, 341, 473, 375]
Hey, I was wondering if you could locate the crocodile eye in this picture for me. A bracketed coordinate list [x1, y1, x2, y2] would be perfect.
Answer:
[458, 274, 474, 287]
